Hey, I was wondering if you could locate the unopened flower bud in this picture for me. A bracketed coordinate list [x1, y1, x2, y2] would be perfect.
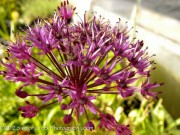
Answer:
[63, 114, 72, 124]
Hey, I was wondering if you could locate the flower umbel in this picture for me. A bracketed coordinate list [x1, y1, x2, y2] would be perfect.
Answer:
[0, 0, 163, 134]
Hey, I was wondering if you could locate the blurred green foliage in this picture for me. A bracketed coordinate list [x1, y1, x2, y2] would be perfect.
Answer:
[0, 0, 180, 135]
[0, 0, 60, 41]
[1, 76, 180, 135]
[0, 0, 23, 40]
[22, 0, 60, 24]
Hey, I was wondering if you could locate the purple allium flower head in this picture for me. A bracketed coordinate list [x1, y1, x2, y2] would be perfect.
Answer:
[0, 0, 163, 134]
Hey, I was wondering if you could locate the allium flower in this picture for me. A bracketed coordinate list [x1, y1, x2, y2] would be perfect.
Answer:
[0, 0, 163, 134]
[86, 121, 95, 131]
[18, 101, 38, 118]
[63, 114, 73, 124]
[116, 124, 132, 135]
[58, 0, 76, 20]
[99, 114, 117, 130]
